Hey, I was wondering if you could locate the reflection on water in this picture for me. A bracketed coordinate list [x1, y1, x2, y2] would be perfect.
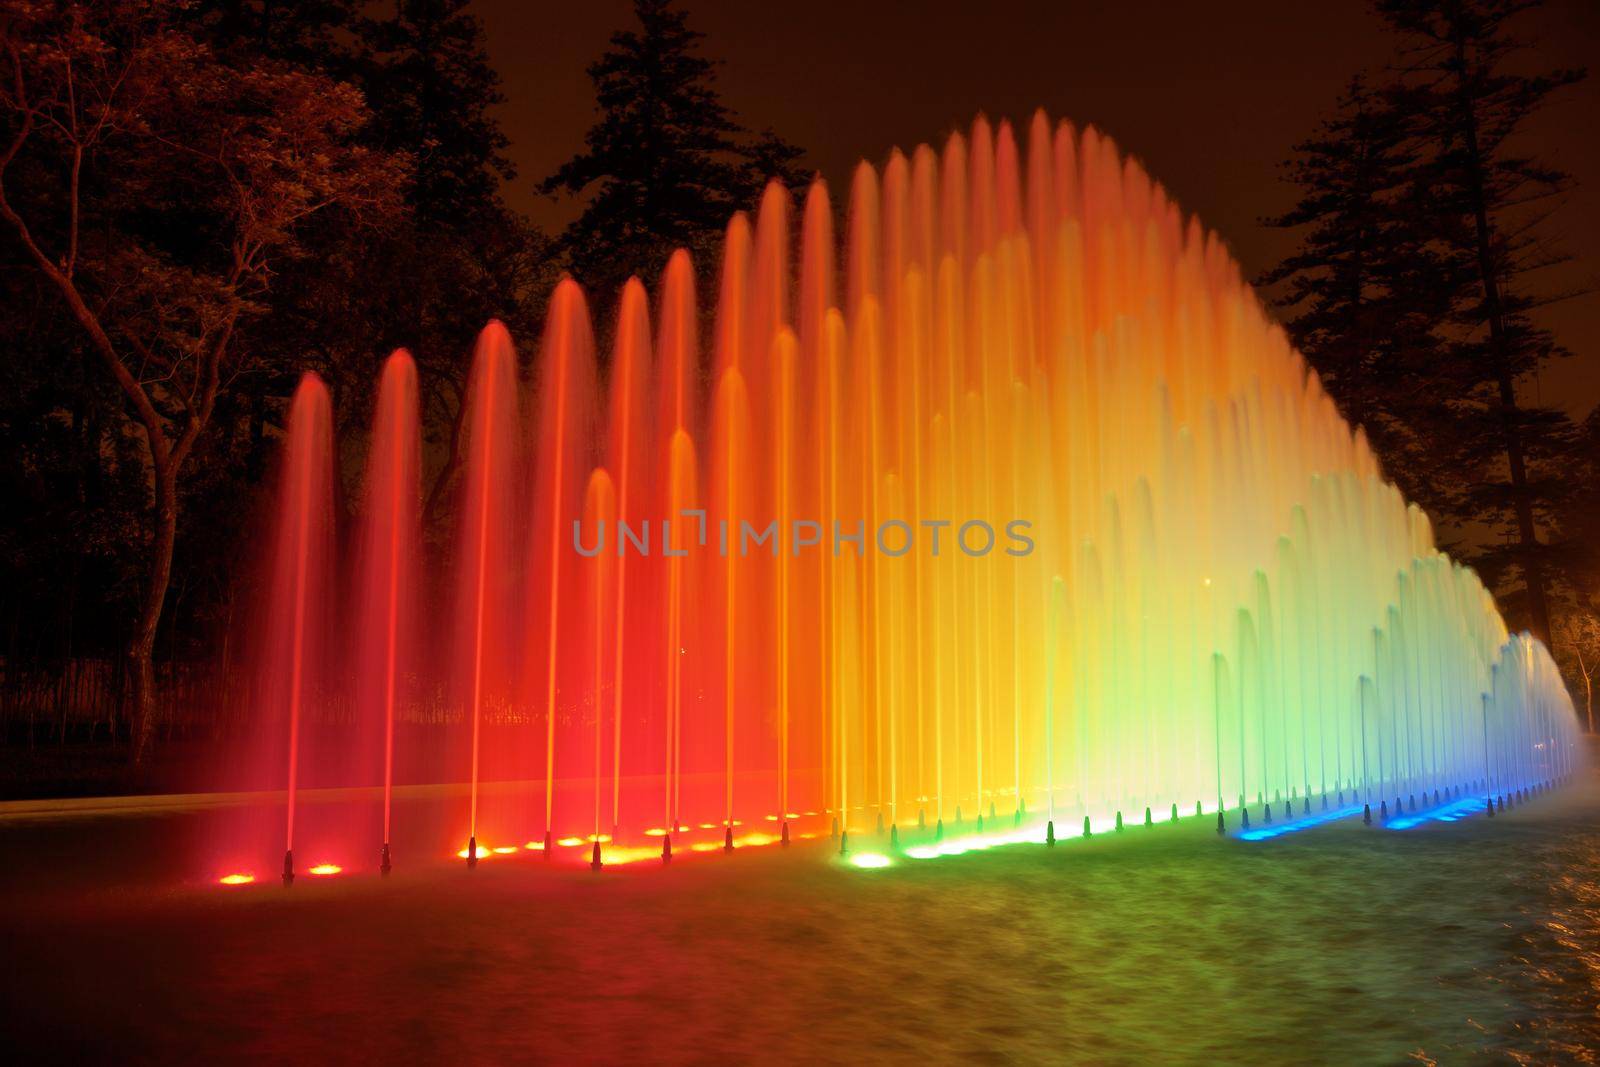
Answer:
[2, 769, 1597, 1063]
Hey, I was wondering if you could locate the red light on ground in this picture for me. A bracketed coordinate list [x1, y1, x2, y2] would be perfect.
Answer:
[219, 873, 255, 886]
[308, 863, 342, 876]
[492, 846, 517, 854]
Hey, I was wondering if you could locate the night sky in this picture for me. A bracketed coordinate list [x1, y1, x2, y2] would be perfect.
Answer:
[475, 0, 1599, 418]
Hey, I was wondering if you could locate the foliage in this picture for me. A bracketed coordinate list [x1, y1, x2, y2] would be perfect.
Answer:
[1263, 0, 1587, 668]
[538, 0, 807, 311]
[0, 0, 397, 756]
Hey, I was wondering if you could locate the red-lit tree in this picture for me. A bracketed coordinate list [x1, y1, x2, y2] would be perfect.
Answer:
[0, 0, 404, 760]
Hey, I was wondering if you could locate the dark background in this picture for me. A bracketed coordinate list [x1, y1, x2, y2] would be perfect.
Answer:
[481, 0, 1599, 417]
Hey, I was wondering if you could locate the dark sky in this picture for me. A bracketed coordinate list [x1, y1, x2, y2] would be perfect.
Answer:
[474, 0, 1599, 419]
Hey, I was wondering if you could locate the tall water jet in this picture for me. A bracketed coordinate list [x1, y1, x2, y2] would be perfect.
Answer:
[662, 429, 699, 837]
[270, 374, 334, 883]
[454, 323, 519, 863]
[354, 350, 419, 873]
[606, 279, 654, 840]
[711, 366, 752, 833]
[653, 253, 701, 838]
[580, 470, 616, 851]
[526, 279, 598, 848]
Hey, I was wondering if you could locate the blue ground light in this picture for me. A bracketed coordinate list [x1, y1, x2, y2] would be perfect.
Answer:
[1383, 794, 1488, 831]
[1235, 804, 1365, 841]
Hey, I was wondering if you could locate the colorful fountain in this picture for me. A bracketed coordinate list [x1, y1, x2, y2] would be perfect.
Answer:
[216, 112, 1580, 882]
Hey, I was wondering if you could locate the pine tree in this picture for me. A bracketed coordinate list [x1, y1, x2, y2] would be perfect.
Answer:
[362, 0, 516, 225]
[1376, 0, 1586, 650]
[210, 0, 554, 524]
[1259, 77, 1464, 516]
[198, 0, 363, 73]
[539, 0, 805, 304]
[355, 1, 554, 521]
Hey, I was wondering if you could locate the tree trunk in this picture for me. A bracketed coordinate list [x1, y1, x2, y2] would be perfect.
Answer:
[129, 463, 179, 764]
[424, 380, 468, 525]
[1451, 31, 1554, 652]
[1581, 650, 1595, 735]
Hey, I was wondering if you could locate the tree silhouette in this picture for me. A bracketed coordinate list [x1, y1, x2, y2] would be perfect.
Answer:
[1376, 0, 1585, 652]
[1266, 0, 1586, 661]
[0, 0, 405, 760]
[1260, 77, 1463, 517]
[539, 0, 806, 308]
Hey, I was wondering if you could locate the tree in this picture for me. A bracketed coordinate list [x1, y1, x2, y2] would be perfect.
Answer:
[1259, 77, 1465, 516]
[0, 0, 405, 760]
[216, 0, 555, 528]
[1552, 406, 1600, 729]
[1376, 0, 1585, 651]
[194, 0, 362, 74]
[355, 0, 553, 524]
[538, 0, 805, 307]
[1264, 0, 1586, 667]
[188, 0, 554, 537]
[1551, 606, 1599, 734]
[361, 0, 513, 227]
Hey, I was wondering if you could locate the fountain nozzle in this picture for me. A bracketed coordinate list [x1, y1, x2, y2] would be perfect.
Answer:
[467, 835, 478, 868]
[380, 842, 392, 877]
[590, 841, 603, 872]
[282, 849, 295, 887]
[781, 821, 790, 847]
[723, 826, 734, 853]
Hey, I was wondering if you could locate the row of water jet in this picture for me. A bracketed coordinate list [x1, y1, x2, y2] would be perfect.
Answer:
[221, 111, 1580, 879]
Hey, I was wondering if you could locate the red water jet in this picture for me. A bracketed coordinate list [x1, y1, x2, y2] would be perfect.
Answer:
[355, 350, 419, 869]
